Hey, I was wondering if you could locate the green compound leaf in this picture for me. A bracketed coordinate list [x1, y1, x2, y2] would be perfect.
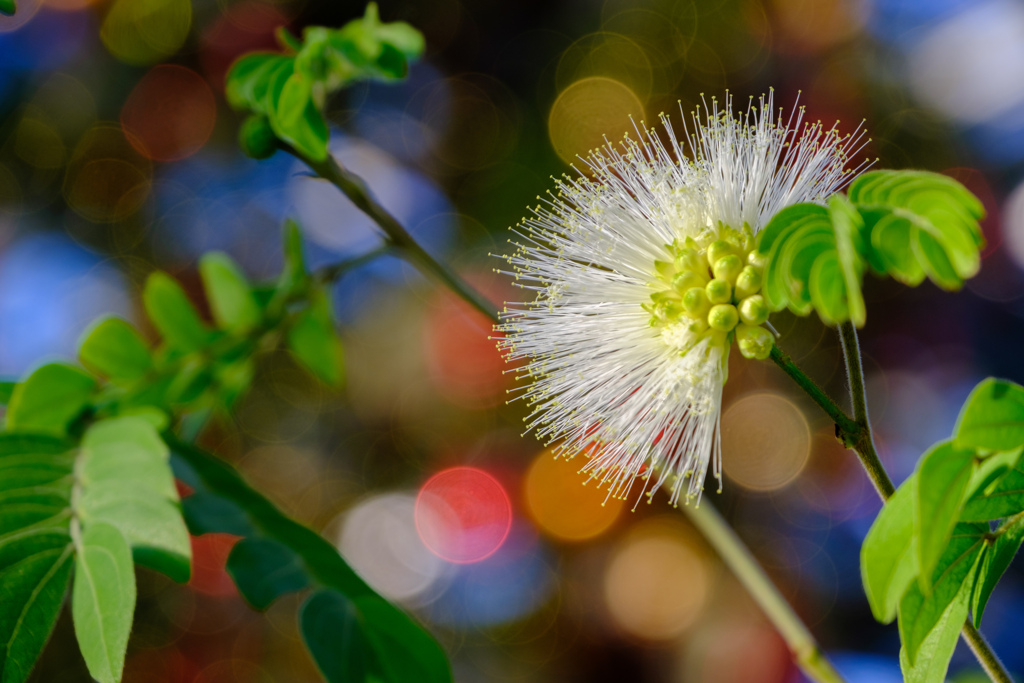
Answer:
[971, 514, 1024, 627]
[5, 364, 96, 436]
[898, 522, 987, 666]
[78, 317, 152, 385]
[198, 252, 262, 335]
[224, 6, 423, 160]
[143, 271, 212, 353]
[71, 522, 136, 683]
[78, 418, 191, 583]
[954, 378, 1024, 453]
[227, 537, 310, 610]
[287, 291, 344, 386]
[915, 441, 976, 589]
[169, 437, 452, 683]
[849, 170, 984, 290]
[300, 589, 368, 683]
[861, 478, 918, 623]
[756, 201, 867, 326]
[899, 581, 970, 683]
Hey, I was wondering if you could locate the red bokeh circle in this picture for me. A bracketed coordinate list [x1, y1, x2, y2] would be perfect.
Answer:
[415, 466, 513, 564]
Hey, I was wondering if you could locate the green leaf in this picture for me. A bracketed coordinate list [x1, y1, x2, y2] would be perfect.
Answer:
[962, 457, 1024, 522]
[198, 253, 262, 335]
[756, 201, 866, 326]
[898, 522, 987, 665]
[169, 438, 374, 599]
[374, 43, 408, 80]
[916, 441, 976, 588]
[0, 382, 14, 405]
[900, 580, 970, 683]
[72, 522, 136, 683]
[225, 53, 289, 111]
[143, 272, 212, 353]
[0, 546, 73, 683]
[0, 434, 74, 683]
[168, 438, 452, 682]
[266, 67, 329, 162]
[955, 378, 1024, 452]
[827, 194, 867, 326]
[78, 418, 190, 583]
[862, 478, 918, 623]
[6, 364, 96, 436]
[971, 514, 1024, 627]
[0, 0, 14, 17]
[849, 170, 984, 290]
[180, 490, 255, 537]
[287, 291, 343, 386]
[227, 537, 310, 610]
[355, 595, 452, 683]
[78, 317, 152, 384]
[300, 590, 368, 683]
[278, 219, 309, 295]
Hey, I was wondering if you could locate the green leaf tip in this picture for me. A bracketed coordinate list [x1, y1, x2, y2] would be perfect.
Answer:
[0, 0, 15, 16]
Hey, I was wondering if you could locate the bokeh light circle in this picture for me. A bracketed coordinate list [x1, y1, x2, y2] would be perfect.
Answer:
[339, 493, 450, 604]
[548, 76, 644, 166]
[603, 517, 711, 640]
[121, 65, 217, 162]
[525, 449, 624, 541]
[415, 467, 513, 564]
[721, 392, 811, 491]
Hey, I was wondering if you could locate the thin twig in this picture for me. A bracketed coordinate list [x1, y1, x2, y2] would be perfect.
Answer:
[682, 500, 847, 683]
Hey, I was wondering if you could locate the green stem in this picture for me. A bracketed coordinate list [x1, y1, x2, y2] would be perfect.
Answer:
[291, 148, 500, 325]
[293, 145, 846, 683]
[778, 321, 1014, 683]
[835, 322, 895, 499]
[962, 620, 1014, 683]
[682, 501, 846, 683]
[769, 345, 858, 437]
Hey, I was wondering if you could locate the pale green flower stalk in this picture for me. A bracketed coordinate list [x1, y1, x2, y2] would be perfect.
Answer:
[498, 92, 869, 505]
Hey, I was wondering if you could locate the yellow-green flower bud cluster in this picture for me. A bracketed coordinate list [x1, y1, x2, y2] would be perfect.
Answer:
[644, 229, 774, 360]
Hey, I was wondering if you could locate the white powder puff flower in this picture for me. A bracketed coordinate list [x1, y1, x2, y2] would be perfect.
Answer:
[498, 92, 868, 505]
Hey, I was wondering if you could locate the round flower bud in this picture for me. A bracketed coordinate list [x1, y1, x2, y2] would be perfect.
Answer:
[705, 278, 732, 304]
[707, 304, 739, 332]
[736, 324, 774, 360]
[239, 115, 278, 160]
[672, 270, 706, 294]
[712, 254, 743, 284]
[682, 287, 711, 318]
[706, 240, 736, 267]
[734, 265, 762, 299]
[738, 295, 769, 326]
[675, 248, 705, 274]
[747, 250, 767, 269]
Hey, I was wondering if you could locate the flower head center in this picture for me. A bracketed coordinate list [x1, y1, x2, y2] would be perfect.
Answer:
[643, 224, 774, 361]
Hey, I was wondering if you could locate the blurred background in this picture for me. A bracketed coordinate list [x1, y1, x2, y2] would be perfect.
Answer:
[1, 0, 1022, 681]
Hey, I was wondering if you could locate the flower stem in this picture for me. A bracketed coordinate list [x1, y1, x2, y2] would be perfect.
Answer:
[291, 145, 847, 683]
[682, 500, 847, 683]
[835, 322, 895, 499]
[291, 148, 500, 325]
[962, 622, 1015, 683]
[776, 321, 1014, 683]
